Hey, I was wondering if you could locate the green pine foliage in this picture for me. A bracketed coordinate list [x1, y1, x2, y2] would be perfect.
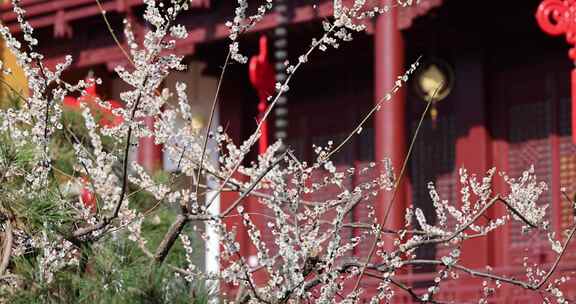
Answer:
[8, 228, 206, 304]
[0, 93, 209, 303]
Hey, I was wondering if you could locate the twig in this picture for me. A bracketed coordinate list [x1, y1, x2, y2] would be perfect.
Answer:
[152, 214, 189, 264]
[95, 0, 135, 67]
[383, 222, 576, 296]
[402, 259, 533, 289]
[235, 251, 271, 304]
[397, 196, 537, 253]
[112, 76, 149, 219]
[71, 2, 182, 240]
[534, 221, 576, 289]
[194, 50, 231, 202]
[323, 56, 422, 161]
[72, 220, 109, 239]
[172, 146, 318, 206]
[0, 216, 13, 275]
[138, 238, 197, 277]
[0, 77, 28, 108]
[205, 25, 337, 208]
[72, 73, 152, 240]
[386, 276, 447, 304]
[221, 151, 287, 217]
[0, 274, 20, 282]
[351, 84, 440, 293]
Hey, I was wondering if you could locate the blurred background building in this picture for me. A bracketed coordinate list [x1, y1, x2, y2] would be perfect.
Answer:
[1, 0, 575, 302]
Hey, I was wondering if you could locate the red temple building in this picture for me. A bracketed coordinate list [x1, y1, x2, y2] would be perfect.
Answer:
[2, 0, 576, 302]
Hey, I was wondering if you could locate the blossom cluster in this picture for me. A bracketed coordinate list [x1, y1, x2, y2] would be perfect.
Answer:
[0, 0, 573, 303]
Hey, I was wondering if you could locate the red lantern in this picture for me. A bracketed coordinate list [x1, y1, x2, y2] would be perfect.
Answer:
[249, 36, 276, 154]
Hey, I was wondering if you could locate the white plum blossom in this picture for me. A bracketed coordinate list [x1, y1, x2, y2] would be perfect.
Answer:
[502, 166, 548, 228]
[0, 0, 573, 303]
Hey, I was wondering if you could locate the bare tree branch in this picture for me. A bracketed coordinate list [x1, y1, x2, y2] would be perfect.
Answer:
[0, 217, 13, 276]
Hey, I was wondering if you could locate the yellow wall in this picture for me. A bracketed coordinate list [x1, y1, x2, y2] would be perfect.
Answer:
[1, 40, 29, 102]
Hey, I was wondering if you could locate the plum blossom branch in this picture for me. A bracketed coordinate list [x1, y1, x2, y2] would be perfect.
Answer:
[0, 0, 573, 303]
[351, 84, 441, 294]
[193, 50, 231, 204]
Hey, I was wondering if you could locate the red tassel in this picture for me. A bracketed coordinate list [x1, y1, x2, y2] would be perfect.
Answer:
[258, 101, 268, 155]
[572, 69, 576, 144]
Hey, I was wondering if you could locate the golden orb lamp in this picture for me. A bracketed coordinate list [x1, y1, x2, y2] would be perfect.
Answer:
[414, 60, 454, 127]
[191, 116, 205, 131]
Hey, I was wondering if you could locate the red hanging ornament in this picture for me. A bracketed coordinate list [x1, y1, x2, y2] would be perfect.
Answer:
[249, 36, 276, 155]
[79, 177, 97, 213]
[536, 0, 576, 143]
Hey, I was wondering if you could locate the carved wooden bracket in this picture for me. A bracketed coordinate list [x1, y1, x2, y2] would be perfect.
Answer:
[54, 10, 72, 38]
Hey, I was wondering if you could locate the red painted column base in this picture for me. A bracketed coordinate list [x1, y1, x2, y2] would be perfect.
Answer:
[137, 116, 163, 172]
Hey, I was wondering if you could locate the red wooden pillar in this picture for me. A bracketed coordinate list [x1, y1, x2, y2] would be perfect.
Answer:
[137, 116, 163, 172]
[374, 0, 406, 241]
[452, 55, 492, 298]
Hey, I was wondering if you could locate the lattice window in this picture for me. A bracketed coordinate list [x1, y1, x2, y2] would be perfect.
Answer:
[352, 161, 381, 257]
[555, 97, 576, 265]
[507, 102, 552, 249]
[409, 115, 457, 267]
[433, 173, 457, 258]
[559, 98, 576, 233]
[559, 152, 576, 230]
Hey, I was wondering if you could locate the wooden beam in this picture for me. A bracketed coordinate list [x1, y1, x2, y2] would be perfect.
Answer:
[43, 1, 335, 69]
